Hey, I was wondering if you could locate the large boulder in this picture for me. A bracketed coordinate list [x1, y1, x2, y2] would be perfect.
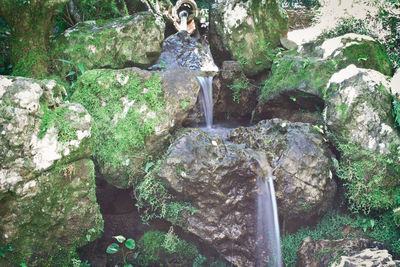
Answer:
[317, 33, 393, 76]
[0, 76, 103, 265]
[324, 65, 399, 154]
[209, 0, 288, 75]
[297, 237, 387, 267]
[156, 128, 265, 266]
[71, 67, 200, 188]
[332, 248, 400, 267]
[324, 65, 400, 213]
[229, 119, 337, 230]
[53, 12, 165, 74]
[150, 31, 218, 72]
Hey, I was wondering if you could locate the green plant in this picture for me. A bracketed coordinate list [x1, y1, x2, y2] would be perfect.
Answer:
[280, 0, 320, 8]
[228, 78, 248, 103]
[193, 254, 207, 267]
[393, 99, 400, 128]
[106, 235, 136, 267]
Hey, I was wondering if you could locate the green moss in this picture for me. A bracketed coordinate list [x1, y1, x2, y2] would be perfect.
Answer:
[260, 54, 337, 101]
[38, 103, 77, 142]
[335, 103, 348, 121]
[136, 230, 199, 267]
[71, 70, 165, 171]
[2, 159, 103, 266]
[341, 42, 393, 76]
[179, 98, 191, 110]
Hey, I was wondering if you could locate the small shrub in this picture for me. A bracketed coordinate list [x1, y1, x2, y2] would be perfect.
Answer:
[228, 78, 248, 103]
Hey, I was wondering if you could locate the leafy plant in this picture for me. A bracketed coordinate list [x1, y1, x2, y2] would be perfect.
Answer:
[106, 235, 136, 267]
[228, 78, 248, 103]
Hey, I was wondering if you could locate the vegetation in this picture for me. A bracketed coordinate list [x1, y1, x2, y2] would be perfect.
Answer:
[281, 210, 400, 266]
[135, 230, 199, 266]
[280, 0, 320, 8]
[228, 77, 249, 103]
[106, 235, 136, 267]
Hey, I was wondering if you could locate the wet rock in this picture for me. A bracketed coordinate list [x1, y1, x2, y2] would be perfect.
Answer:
[390, 68, 400, 99]
[229, 119, 337, 230]
[297, 237, 387, 267]
[0, 76, 102, 265]
[156, 128, 264, 266]
[71, 67, 200, 188]
[209, 0, 288, 75]
[53, 12, 165, 74]
[149, 30, 218, 71]
[331, 248, 400, 267]
[324, 65, 399, 154]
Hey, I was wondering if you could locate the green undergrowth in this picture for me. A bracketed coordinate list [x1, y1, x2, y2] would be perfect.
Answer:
[228, 77, 249, 103]
[335, 140, 400, 214]
[71, 70, 165, 170]
[282, 210, 400, 266]
[136, 230, 199, 266]
[135, 158, 196, 227]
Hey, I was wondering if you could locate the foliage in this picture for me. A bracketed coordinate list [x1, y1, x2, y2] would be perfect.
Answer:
[136, 230, 199, 266]
[228, 78, 248, 103]
[335, 140, 400, 214]
[106, 235, 136, 267]
[281, 210, 400, 266]
[135, 158, 196, 226]
[0, 18, 11, 75]
[280, 0, 320, 8]
[319, 6, 400, 70]
[393, 99, 400, 129]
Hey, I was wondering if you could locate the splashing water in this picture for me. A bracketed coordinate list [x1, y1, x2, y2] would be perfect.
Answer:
[256, 175, 282, 267]
[197, 76, 213, 129]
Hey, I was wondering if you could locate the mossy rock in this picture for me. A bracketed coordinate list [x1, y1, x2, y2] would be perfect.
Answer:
[319, 33, 393, 76]
[209, 0, 288, 75]
[52, 12, 165, 76]
[0, 159, 103, 266]
[71, 67, 200, 188]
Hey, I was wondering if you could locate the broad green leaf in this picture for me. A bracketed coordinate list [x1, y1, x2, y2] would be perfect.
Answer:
[20, 264, 27, 267]
[77, 63, 85, 75]
[106, 243, 119, 254]
[124, 264, 133, 267]
[113, 235, 126, 243]
[6, 244, 12, 252]
[55, 58, 75, 65]
[125, 239, 135, 250]
[66, 71, 76, 78]
[144, 162, 154, 173]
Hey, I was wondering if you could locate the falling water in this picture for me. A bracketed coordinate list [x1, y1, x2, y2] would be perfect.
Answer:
[197, 76, 213, 129]
[256, 175, 282, 267]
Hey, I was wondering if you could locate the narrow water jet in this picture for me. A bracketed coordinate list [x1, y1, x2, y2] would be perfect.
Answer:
[256, 175, 282, 267]
[197, 76, 213, 129]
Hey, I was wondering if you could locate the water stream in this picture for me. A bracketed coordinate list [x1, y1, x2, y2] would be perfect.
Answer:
[256, 176, 282, 267]
[196, 75, 282, 266]
[197, 76, 213, 129]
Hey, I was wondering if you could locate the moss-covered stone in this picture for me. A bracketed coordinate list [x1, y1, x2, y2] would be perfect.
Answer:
[71, 67, 200, 188]
[53, 12, 165, 76]
[320, 33, 393, 76]
[209, 0, 288, 75]
[0, 159, 103, 266]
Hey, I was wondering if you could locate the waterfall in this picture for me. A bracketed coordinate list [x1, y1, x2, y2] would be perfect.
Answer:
[197, 76, 213, 129]
[256, 175, 282, 267]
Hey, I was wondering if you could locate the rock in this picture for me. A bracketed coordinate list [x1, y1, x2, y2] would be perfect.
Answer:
[71, 67, 200, 188]
[390, 68, 400, 99]
[156, 128, 264, 266]
[255, 54, 335, 123]
[297, 237, 387, 267]
[53, 12, 165, 75]
[317, 33, 393, 76]
[0, 76, 102, 265]
[324, 65, 399, 154]
[209, 0, 288, 75]
[149, 31, 218, 72]
[229, 119, 337, 230]
[122, 0, 149, 14]
[332, 248, 400, 267]
[280, 36, 298, 50]
[324, 64, 400, 213]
